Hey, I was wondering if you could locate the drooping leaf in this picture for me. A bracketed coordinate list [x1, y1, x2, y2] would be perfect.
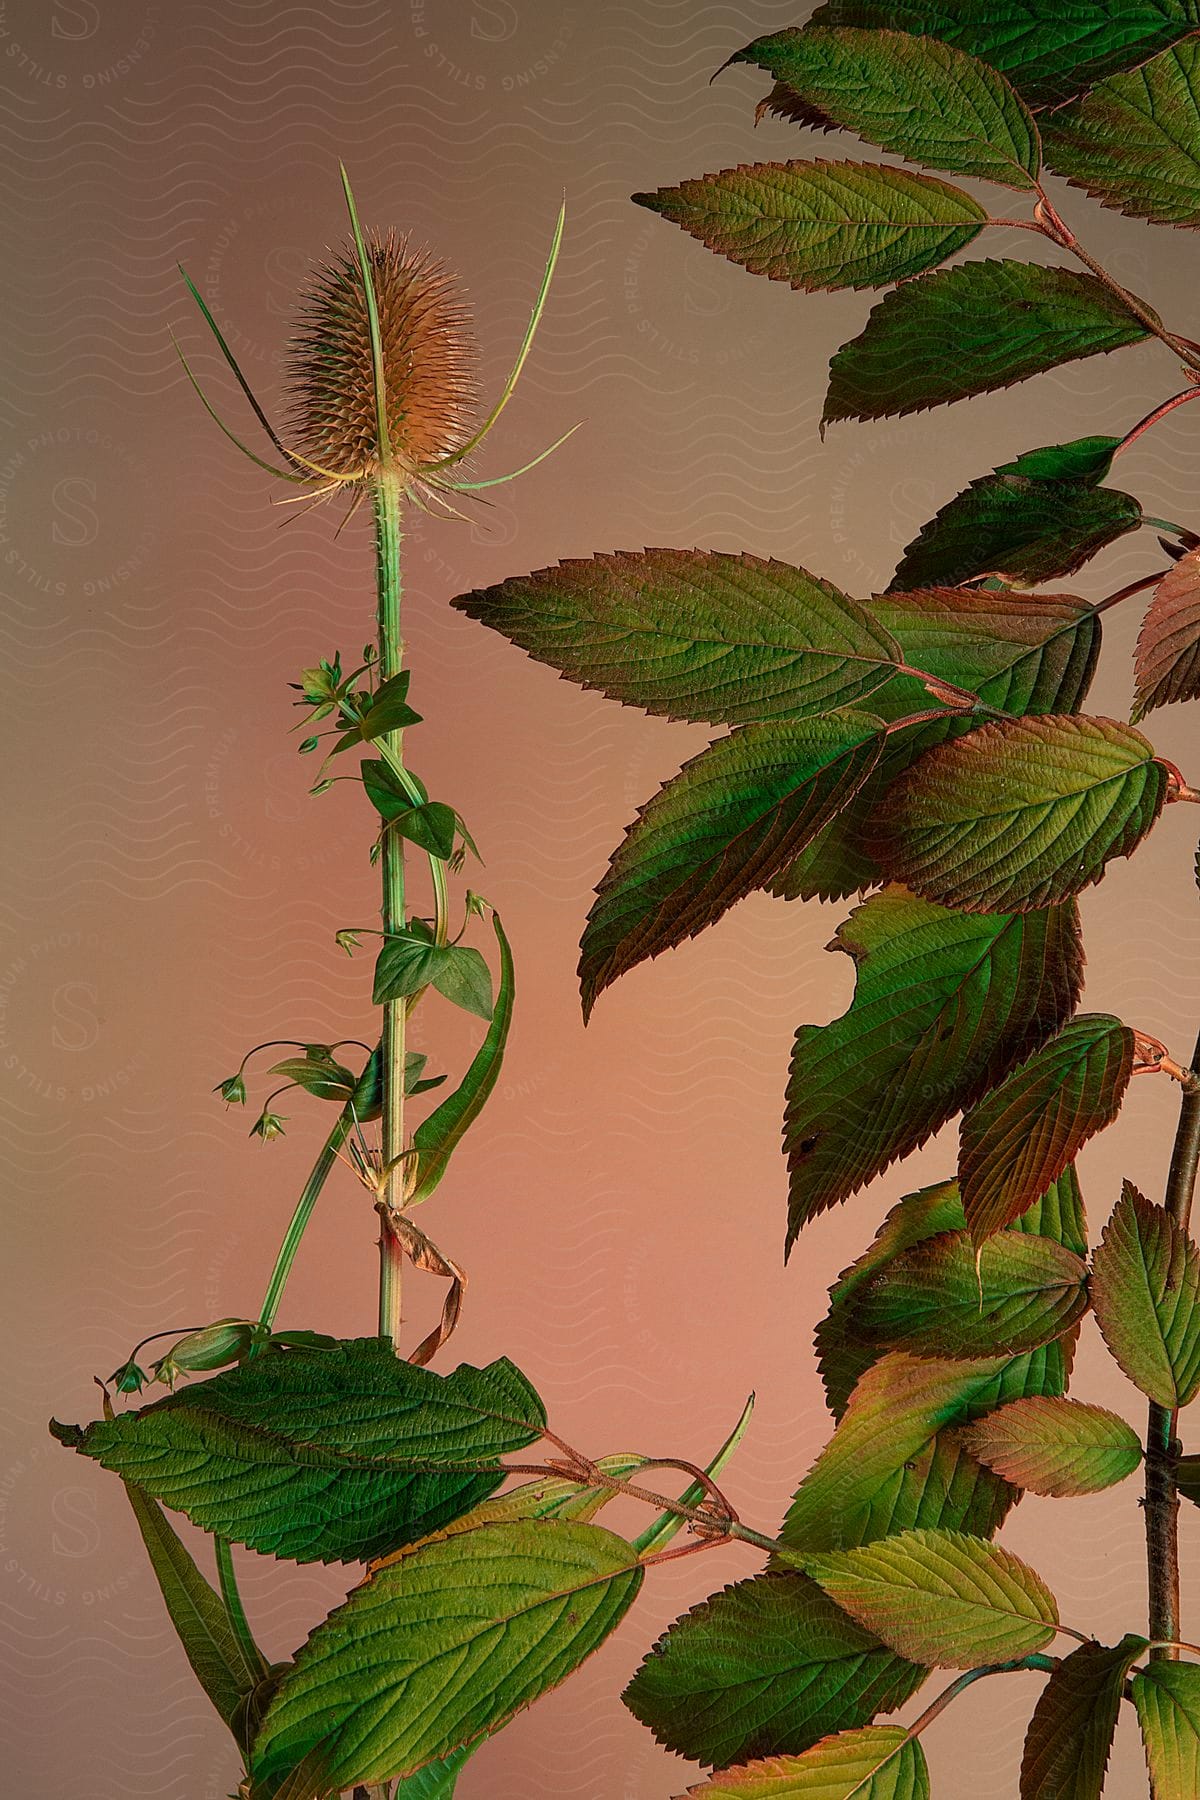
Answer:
[889, 450, 1140, 591]
[267, 1053, 358, 1102]
[959, 1015, 1136, 1242]
[633, 159, 988, 292]
[731, 27, 1040, 187]
[623, 1571, 926, 1769]
[823, 261, 1152, 427]
[251, 1520, 644, 1796]
[1133, 1660, 1200, 1799]
[580, 716, 884, 1016]
[874, 715, 1169, 913]
[124, 1484, 266, 1743]
[358, 671, 422, 740]
[1043, 36, 1200, 227]
[50, 1341, 546, 1564]
[454, 550, 904, 726]
[771, 588, 1101, 902]
[785, 888, 1083, 1241]
[1091, 1181, 1200, 1408]
[683, 1727, 928, 1799]
[1133, 547, 1200, 719]
[804, 1528, 1059, 1666]
[409, 913, 513, 1204]
[847, 1229, 1089, 1358]
[779, 1351, 1060, 1555]
[807, 0, 1200, 109]
[1021, 1637, 1148, 1800]
[962, 1397, 1143, 1496]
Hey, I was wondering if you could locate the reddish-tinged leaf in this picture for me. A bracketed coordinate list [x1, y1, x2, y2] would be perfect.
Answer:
[962, 1397, 1143, 1497]
[1134, 1661, 1200, 1799]
[804, 1528, 1059, 1667]
[959, 1015, 1136, 1242]
[1133, 546, 1200, 719]
[682, 1725, 929, 1798]
[873, 715, 1169, 913]
[632, 159, 988, 292]
[1091, 1181, 1200, 1407]
[1020, 1637, 1148, 1799]
[785, 890, 1083, 1241]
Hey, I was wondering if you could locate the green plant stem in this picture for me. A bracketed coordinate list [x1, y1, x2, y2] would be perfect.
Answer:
[903, 1656, 1059, 1745]
[213, 1536, 266, 1678]
[257, 1104, 360, 1329]
[375, 471, 408, 1347]
[1146, 1024, 1200, 1663]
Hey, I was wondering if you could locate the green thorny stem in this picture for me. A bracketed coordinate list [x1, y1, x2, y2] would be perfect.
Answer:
[374, 471, 408, 1347]
[1146, 1025, 1200, 1664]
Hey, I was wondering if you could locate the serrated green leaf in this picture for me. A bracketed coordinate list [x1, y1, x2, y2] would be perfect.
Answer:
[997, 437, 1123, 482]
[682, 1725, 929, 1799]
[581, 716, 884, 1016]
[1021, 1637, 1148, 1799]
[959, 1015, 1136, 1241]
[732, 27, 1040, 187]
[410, 913, 512, 1204]
[874, 715, 1168, 912]
[633, 159, 987, 292]
[1043, 36, 1200, 226]
[962, 1397, 1143, 1496]
[393, 1745, 473, 1799]
[823, 261, 1152, 427]
[771, 588, 1101, 903]
[848, 1229, 1089, 1357]
[805, 1528, 1058, 1666]
[1133, 547, 1200, 719]
[889, 460, 1140, 591]
[808, 0, 1200, 108]
[1134, 1660, 1200, 1799]
[453, 550, 903, 727]
[251, 1520, 644, 1796]
[1091, 1181, 1200, 1408]
[124, 1484, 265, 1742]
[623, 1571, 926, 1769]
[785, 889, 1083, 1241]
[779, 1351, 1058, 1555]
[51, 1341, 546, 1564]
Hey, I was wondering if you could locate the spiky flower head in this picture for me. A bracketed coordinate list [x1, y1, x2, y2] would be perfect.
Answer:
[285, 232, 476, 481]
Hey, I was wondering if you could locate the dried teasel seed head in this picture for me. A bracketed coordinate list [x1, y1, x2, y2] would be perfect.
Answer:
[285, 231, 476, 480]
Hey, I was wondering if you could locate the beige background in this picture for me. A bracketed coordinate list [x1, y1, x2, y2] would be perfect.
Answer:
[3, 3, 1200, 1794]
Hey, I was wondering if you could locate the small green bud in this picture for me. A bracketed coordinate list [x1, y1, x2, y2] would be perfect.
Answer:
[298, 736, 320, 754]
[214, 1073, 247, 1107]
[153, 1320, 256, 1385]
[250, 1109, 288, 1142]
[309, 779, 335, 795]
[110, 1359, 148, 1394]
[335, 929, 362, 957]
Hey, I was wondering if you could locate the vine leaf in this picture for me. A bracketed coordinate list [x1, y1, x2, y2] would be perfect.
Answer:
[1134, 1661, 1200, 1799]
[373, 932, 494, 1021]
[632, 160, 988, 292]
[580, 716, 884, 1016]
[683, 1728, 928, 1800]
[680, 1725, 929, 1797]
[453, 549, 904, 727]
[806, 1, 1200, 109]
[49, 1341, 546, 1565]
[1133, 547, 1200, 720]
[779, 1351, 1061, 1555]
[785, 888, 1083, 1241]
[124, 1484, 266, 1746]
[1090, 1181, 1200, 1408]
[730, 26, 1041, 188]
[621, 1571, 926, 1769]
[1042, 36, 1200, 227]
[1020, 1637, 1149, 1800]
[958, 1015, 1136, 1242]
[874, 715, 1169, 913]
[772, 588, 1101, 903]
[823, 261, 1153, 427]
[847, 1229, 1089, 1358]
[803, 1528, 1059, 1666]
[250, 1520, 644, 1797]
[962, 1397, 1143, 1497]
[888, 439, 1141, 590]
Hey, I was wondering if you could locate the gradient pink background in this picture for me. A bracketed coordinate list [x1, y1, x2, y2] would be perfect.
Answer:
[4, 3, 1200, 1794]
